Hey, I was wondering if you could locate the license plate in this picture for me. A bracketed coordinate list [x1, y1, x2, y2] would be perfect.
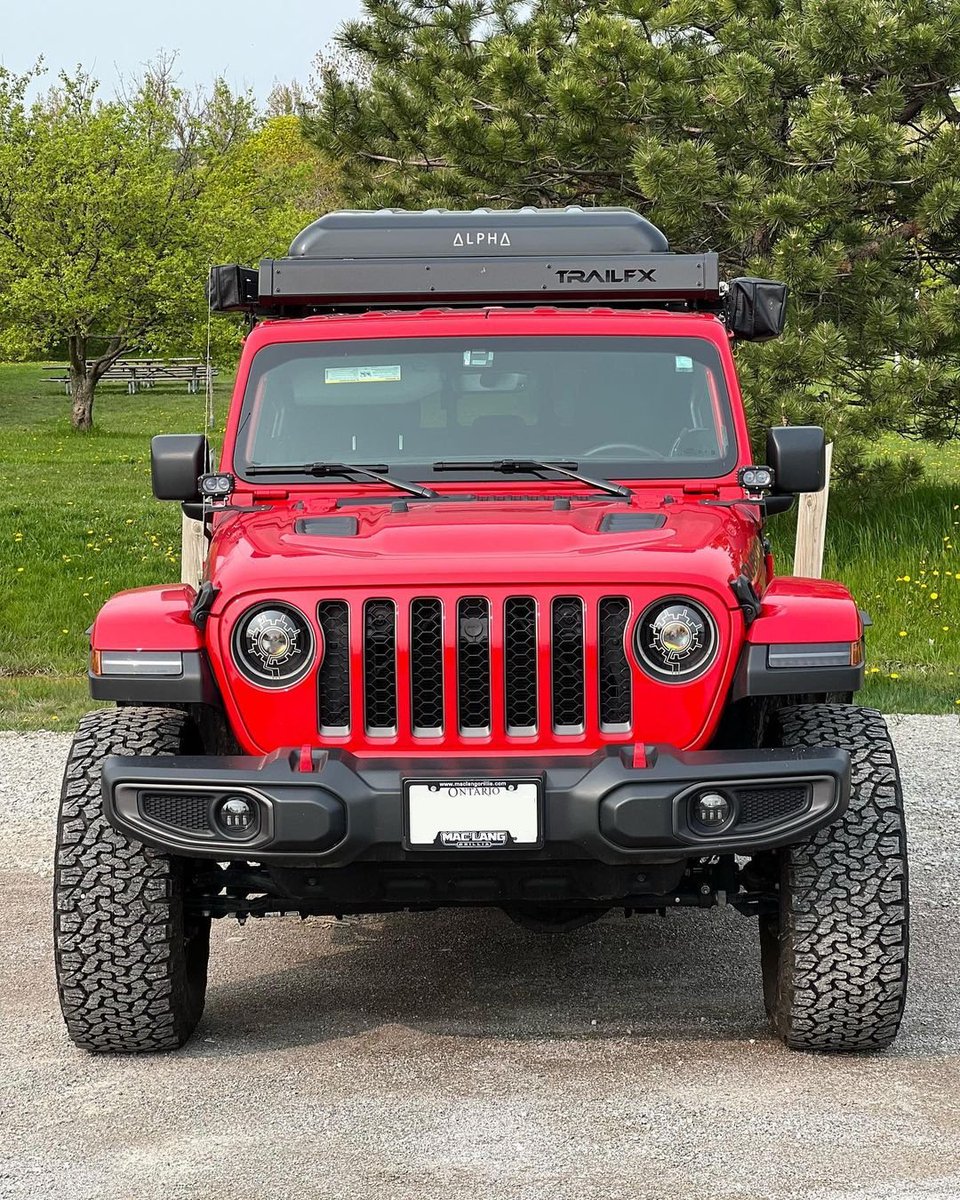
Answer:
[405, 779, 542, 849]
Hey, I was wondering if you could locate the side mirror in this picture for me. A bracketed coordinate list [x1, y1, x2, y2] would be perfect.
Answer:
[727, 278, 788, 341]
[151, 434, 209, 502]
[766, 426, 826, 494]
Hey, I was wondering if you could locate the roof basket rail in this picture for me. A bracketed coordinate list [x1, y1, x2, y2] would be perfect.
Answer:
[208, 207, 787, 340]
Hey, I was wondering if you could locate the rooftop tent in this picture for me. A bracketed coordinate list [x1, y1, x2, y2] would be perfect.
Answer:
[287, 206, 671, 258]
[207, 206, 786, 338]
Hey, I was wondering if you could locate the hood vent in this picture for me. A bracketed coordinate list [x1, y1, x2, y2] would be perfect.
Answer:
[598, 513, 666, 532]
[294, 516, 359, 537]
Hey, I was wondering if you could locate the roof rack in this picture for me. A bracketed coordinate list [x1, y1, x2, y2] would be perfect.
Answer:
[208, 207, 787, 339]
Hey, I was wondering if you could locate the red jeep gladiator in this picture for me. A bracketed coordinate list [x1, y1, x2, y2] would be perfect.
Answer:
[54, 208, 908, 1053]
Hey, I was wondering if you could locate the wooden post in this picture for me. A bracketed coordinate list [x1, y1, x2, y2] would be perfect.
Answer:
[793, 441, 833, 578]
[181, 513, 206, 588]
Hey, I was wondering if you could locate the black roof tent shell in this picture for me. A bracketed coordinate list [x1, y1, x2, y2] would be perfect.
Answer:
[288, 206, 671, 258]
[209, 206, 724, 315]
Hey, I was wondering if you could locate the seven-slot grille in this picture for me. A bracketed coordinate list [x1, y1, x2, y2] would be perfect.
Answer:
[317, 594, 633, 741]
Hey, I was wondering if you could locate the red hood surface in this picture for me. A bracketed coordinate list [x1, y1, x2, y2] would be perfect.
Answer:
[200, 490, 762, 756]
[205, 492, 760, 602]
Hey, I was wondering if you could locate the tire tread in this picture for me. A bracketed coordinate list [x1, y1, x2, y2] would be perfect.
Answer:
[53, 706, 209, 1052]
[767, 703, 909, 1052]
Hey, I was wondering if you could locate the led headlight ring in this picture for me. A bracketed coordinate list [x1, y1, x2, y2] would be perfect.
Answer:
[634, 597, 718, 682]
[232, 602, 318, 688]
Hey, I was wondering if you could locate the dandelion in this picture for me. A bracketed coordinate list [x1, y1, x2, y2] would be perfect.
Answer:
[889, 673, 900, 679]
[898, 630, 907, 637]
[930, 592, 939, 600]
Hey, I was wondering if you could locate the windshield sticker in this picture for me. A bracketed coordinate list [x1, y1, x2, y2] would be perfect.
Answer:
[463, 350, 494, 367]
[325, 365, 402, 384]
[675, 355, 694, 372]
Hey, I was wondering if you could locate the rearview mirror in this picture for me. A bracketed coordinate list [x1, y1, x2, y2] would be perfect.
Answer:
[151, 434, 209, 502]
[766, 426, 826, 494]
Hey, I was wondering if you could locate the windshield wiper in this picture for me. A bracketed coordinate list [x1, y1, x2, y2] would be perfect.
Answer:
[432, 459, 631, 499]
[245, 462, 438, 499]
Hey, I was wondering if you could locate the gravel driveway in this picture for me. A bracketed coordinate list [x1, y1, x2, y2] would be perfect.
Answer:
[2, 715, 959, 1200]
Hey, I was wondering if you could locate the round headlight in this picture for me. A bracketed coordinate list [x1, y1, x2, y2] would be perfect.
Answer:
[634, 598, 718, 681]
[232, 603, 317, 688]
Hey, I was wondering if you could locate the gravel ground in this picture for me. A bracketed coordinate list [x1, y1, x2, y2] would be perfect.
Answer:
[1, 715, 959, 1200]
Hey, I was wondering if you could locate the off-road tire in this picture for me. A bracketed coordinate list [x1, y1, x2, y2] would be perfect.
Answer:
[54, 706, 210, 1052]
[759, 704, 909, 1052]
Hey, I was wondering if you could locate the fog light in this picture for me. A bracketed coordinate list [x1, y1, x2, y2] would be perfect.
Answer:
[695, 791, 732, 828]
[200, 472, 234, 497]
[216, 795, 256, 834]
[738, 465, 774, 492]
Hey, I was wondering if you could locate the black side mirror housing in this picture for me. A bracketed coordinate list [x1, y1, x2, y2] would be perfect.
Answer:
[151, 434, 209, 502]
[766, 426, 826, 494]
[727, 278, 788, 341]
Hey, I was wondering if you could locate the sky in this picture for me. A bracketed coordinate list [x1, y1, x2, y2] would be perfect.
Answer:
[1, 0, 364, 101]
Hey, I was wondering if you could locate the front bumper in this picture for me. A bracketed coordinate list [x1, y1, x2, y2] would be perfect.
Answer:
[102, 744, 849, 867]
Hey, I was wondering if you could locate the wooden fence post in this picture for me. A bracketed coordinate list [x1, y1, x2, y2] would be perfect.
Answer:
[181, 513, 206, 588]
[793, 441, 834, 578]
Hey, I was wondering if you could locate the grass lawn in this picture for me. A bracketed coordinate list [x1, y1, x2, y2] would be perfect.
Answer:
[1, 361, 958, 728]
[0, 363, 231, 729]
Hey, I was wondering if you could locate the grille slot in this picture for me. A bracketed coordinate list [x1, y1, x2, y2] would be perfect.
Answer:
[598, 597, 632, 730]
[551, 596, 585, 733]
[504, 597, 538, 734]
[140, 791, 210, 832]
[735, 785, 808, 827]
[363, 599, 398, 735]
[457, 597, 491, 735]
[317, 600, 350, 733]
[410, 598, 444, 735]
[316, 593, 636, 743]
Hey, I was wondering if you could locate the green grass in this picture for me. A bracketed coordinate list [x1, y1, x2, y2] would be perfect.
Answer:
[0, 361, 957, 726]
[0, 363, 231, 727]
[769, 483, 960, 713]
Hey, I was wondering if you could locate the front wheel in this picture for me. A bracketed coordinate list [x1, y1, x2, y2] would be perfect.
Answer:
[760, 704, 909, 1052]
[54, 707, 211, 1052]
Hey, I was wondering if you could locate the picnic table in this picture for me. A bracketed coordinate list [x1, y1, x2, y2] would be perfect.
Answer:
[41, 358, 218, 395]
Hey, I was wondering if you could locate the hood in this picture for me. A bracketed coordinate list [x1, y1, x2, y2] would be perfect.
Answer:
[205, 493, 760, 603]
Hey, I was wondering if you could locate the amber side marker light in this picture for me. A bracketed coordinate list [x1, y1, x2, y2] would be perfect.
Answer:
[90, 650, 185, 676]
[767, 642, 864, 669]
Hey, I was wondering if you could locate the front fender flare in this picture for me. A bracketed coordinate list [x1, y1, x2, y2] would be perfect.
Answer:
[89, 585, 218, 705]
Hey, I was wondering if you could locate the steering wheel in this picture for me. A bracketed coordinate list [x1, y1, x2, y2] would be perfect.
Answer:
[582, 442, 664, 459]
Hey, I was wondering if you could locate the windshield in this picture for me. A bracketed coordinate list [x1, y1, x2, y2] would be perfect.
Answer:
[233, 336, 738, 481]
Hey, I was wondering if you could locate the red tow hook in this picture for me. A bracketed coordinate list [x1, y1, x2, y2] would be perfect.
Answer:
[632, 744, 648, 769]
[298, 744, 318, 772]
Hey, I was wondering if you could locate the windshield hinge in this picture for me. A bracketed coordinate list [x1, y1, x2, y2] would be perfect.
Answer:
[250, 488, 289, 501]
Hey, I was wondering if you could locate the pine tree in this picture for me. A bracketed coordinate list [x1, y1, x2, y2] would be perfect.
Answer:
[304, 0, 960, 481]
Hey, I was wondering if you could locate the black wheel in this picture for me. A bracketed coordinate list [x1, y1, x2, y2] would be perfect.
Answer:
[760, 703, 909, 1052]
[54, 706, 211, 1052]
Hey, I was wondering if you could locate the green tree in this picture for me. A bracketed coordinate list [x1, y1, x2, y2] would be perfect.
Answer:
[306, 0, 960, 480]
[196, 113, 342, 365]
[0, 66, 337, 430]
